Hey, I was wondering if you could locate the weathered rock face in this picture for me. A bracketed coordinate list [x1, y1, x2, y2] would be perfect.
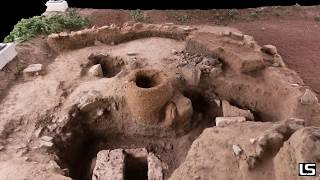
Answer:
[169, 119, 307, 180]
[169, 121, 274, 180]
[274, 127, 320, 180]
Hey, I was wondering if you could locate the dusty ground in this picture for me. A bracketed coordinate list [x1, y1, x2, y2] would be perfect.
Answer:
[79, 5, 320, 98]
[2, 6, 320, 102]
[0, 5, 320, 180]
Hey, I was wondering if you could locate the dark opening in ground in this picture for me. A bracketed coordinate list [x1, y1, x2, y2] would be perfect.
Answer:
[124, 154, 148, 180]
[183, 89, 210, 113]
[136, 74, 154, 88]
[88, 54, 124, 78]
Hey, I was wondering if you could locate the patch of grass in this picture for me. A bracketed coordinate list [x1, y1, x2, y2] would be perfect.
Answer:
[16, 62, 27, 73]
[315, 15, 320, 22]
[169, 11, 192, 23]
[4, 8, 90, 43]
[249, 11, 259, 18]
[227, 9, 239, 19]
[130, 9, 149, 22]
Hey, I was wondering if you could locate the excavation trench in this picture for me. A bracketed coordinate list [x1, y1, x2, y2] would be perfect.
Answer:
[54, 87, 220, 180]
[40, 25, 320, 180]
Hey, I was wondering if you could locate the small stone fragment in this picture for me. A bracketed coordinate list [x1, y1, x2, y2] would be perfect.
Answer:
[23, 64, 43, 77]
[40, 136, 53, 142]
[250, 138, 256, 144]
[127, 52, 137, 56]
[232, 144, 243, 156]
[96, 108, 104, 117]
[261, 45, 278, 55]
[34, 127, 43, 138]
[300, 89, 318, 105]
[40, 141, 54, 148]
[229, 31, 244, 41]
[209, 66, 222, 78]
[222, 100, 254, 120]
[88, 64, 103, 77]
[171, 49, 178, 55]
[215, 117, 246, 127]
[214, 99, 221, 107]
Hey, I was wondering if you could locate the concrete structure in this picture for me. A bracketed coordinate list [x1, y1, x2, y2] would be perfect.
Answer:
[45, 0, 68, 12]
[0, 43, 17, 70]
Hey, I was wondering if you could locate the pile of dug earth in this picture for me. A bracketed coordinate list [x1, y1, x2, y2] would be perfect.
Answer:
[0, 22, 320, 180]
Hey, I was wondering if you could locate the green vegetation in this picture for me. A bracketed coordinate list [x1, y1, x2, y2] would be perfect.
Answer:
[4, 8, 90, 43]
[315, 15, 320, 22]
[249, 11, 259, 18]
[130, 9, 149, 22]
[169, 11, 192, 23]
[227, 9, 239, 19]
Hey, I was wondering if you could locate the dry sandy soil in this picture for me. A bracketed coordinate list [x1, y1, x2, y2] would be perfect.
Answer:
[0, 5, 320, 180]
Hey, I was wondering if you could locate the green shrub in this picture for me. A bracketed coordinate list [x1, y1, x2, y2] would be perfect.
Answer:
[315, 15, 320, 22]
[249, 11, 259, 18]
[169, 11, 191, 23]
[227, 9, 239, 19]
[3, 9, 90, 43]
[130, 9, 149, 22]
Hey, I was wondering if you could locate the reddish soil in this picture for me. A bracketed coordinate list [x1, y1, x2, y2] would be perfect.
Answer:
[2, 6, 320, 100]
[232, 20, 320, 97]
[76, 6, 320, 98]
[0, 6, 320, 180]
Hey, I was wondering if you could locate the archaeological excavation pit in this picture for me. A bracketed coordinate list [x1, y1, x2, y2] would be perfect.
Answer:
[2, 22, 320, 180]
[87, 53, 125, 78]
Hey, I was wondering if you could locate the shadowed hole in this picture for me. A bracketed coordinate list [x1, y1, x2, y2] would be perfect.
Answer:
[124, 154, 148, 180]
[136, 74, 155, 88]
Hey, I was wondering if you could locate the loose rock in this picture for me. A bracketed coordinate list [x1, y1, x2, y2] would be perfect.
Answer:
[215, 116, 246, 127]
[300, 89, 318, 105]
[261, 45, 278, 55]
[40, 136, 53, 142]
[88, 64, 103, 77]
[23, 64, 43, 77]
[232, 144, 243, 156]
[127, 52, 137, 56]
